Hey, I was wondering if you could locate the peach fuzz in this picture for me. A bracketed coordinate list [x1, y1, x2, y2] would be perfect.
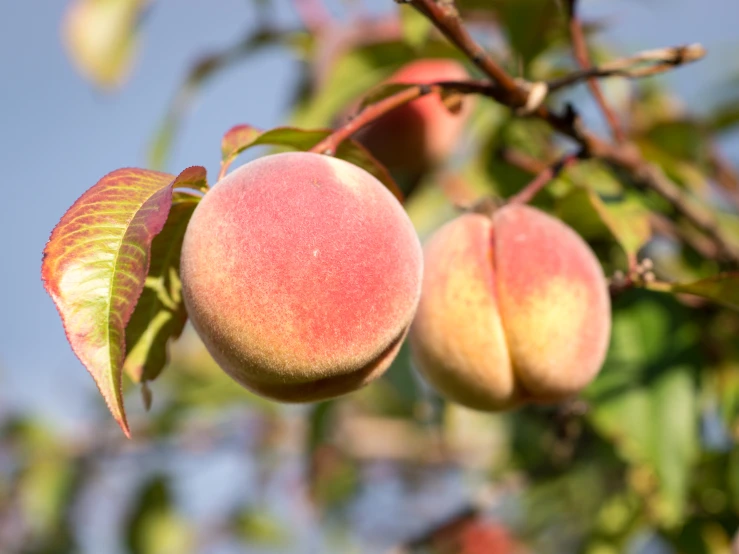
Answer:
[353, 58, 473, 179]
[409, 205, 611, 411]
[180, 152, 423, 402]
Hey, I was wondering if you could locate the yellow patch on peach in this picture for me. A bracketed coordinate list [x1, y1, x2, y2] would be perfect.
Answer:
[500, 277, 594, 398]
[410, 205, 611, 411]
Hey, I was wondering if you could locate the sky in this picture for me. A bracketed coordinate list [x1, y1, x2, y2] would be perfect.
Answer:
[1, 0, 738, 429]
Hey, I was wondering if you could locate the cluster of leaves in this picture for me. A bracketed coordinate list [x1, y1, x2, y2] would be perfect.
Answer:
[20, 0, 739, 552]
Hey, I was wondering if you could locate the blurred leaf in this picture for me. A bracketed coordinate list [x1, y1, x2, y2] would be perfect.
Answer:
[63, 0, 147, 88]
[292, 39, 461, 128]
[591, 193, 652, 264]
[42, 168, 178, 436]
[650, 273, 739, 311]
[217, 125, 403, 201]
[125, 476, 193, 554]
[308, 401, 336, 453]
[522, 463, 610, 549]
[645, 120, 707, 164]
[709, 101, 739, 133]
[124, 169, 206, 386]
[557, 188, 651, 264]
[359, 341, 422, 418]
[18, 457, 79, 551]
[399, 4, 433, 50]
[232, 509, 289, 546]
[583, 491, 642, 552]
[292, 42, 406, 129]
[456, 0, 565, 71]
[588, 293, 700, 527]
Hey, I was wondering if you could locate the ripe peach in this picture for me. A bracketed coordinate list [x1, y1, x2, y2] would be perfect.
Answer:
[352, 59, 473, 183]
[409, 205, 611, 411]
[180, 152, 423, 402]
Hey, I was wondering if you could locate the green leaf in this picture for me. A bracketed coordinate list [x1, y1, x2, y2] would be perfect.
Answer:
[557, 188, 651, 265]
[124, 167, 207, 387]
[645, 120, 707, 164]
[709, 101, 739, 133]
[62, 0, 147, 89]
[399, 4, 433, 50]
[588, 293, 700, 527]
[590, 193, 652, 264]
[291, 42, 405, 129]
[218, 125, 403, 201]
[231, 509, 289, 546]
[650, 273, 739, 311]
[42, 168, 177, 436]
[461, 0, 564, 71]
[125, 476, 194, 554]
[290, 38, 461, 129]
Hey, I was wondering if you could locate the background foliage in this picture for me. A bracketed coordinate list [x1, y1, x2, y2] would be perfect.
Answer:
[4, 0, 739, 552]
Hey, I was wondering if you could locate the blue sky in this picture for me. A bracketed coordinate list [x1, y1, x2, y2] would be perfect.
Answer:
[1, 0, 738, 428]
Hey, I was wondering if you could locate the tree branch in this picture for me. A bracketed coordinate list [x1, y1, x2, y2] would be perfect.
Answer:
[499, 147, 727, 262]
[564, 0, 625, 142]
[309, 80, 498, 155]
[401, 0, 736, 263]
[402, 0, 526, 106]
[547, 43, 707, 92]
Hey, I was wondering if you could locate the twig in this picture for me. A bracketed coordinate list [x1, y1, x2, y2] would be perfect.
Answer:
[500, 147, 729, 261]
[708, 146, 739, 210]
[648, 212, 720, 260]
[547, 43, 707, 92]
[402, 0, 737, 263]
[402, 0, 525, 106]
[507, 150, 585, 205]
[564, 0, 625, 142]
[309, 80, 498, 155]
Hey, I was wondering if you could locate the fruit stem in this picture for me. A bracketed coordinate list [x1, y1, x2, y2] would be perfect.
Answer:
[506, 150, 585, 206]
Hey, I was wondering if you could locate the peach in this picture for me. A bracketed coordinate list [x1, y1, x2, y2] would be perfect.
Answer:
[352, 59, 473, 183]
[409, 205, 611, 411]
[180, 152, 423, 402]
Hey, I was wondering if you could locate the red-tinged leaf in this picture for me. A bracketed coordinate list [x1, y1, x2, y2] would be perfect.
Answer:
[217, 125, 403, 201]
[171, 165, 209, 193]
[42, 168, 178, 437]
[220, 124, 263, 178]
[651, 273, 739, 311]
[123, 191, 201, 387]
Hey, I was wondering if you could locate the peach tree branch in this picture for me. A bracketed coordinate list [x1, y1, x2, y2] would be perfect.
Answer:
[547, 43, 707, 91]
[563, 0, 625, 142]
[400, 0, 738, 263]
[309, 80, 498, 155]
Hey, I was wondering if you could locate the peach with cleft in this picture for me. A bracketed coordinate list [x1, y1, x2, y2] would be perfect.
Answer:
[409, 204, 611, 411]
